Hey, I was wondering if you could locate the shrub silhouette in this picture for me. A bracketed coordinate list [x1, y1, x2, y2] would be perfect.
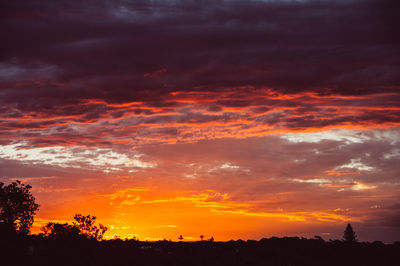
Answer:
[0, 180, 39, 235]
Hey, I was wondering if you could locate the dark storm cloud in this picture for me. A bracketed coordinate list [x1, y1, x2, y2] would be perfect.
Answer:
[1, 0, 399, 112]
[1, 0, 400, 148]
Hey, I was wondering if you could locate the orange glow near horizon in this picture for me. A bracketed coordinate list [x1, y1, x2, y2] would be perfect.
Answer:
[30, 186, 361, 241]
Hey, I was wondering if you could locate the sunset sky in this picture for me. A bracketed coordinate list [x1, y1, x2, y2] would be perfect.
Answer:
[1, 0, 399, 243]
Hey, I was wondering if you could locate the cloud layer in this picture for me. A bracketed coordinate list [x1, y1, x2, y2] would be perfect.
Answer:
[1, 0, 399, 242]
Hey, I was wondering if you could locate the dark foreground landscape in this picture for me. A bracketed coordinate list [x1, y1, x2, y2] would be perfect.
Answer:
[1, 235, 400, 266]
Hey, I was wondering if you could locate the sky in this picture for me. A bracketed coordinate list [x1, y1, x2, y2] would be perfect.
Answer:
[1, 0, 399, 242]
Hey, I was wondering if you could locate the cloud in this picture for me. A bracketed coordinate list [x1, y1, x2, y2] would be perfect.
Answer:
[0, 143, 155, 172]
[1, 1, 399, 111]
[1, 91, 400, 149]
[1, 0, 399, 149]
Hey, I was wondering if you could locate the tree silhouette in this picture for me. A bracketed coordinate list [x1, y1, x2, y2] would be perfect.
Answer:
[200, 234, 204, 241]
[41, 222, 81, 240]
[178, 235, 183, 241]
[0, 180, 39, 234]
[343, 223, 357, 242]
[73, 214, 108, 240]
[41, 214, 108, 240]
